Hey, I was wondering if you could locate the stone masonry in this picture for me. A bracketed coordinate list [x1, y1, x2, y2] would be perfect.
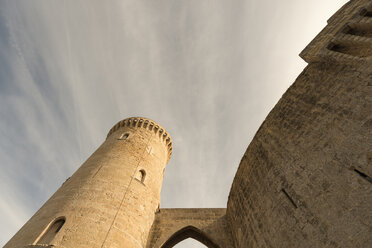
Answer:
[4, 0, 372, 247]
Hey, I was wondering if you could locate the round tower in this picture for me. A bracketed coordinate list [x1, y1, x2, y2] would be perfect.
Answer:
[5, 117, 172, 248]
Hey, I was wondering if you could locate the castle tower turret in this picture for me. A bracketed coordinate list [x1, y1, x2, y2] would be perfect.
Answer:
[5, 117, 172, 248]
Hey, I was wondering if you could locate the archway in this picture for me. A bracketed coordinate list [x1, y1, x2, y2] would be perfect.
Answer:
[160, 226, 220, 248]
[173, 238, 208, 247]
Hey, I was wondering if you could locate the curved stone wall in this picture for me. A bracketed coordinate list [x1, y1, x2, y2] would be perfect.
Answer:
[227, 1, 372, 246]
[227, 61, 372, 247]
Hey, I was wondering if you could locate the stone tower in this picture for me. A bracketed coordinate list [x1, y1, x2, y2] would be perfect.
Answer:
[4, 117, 172, 248]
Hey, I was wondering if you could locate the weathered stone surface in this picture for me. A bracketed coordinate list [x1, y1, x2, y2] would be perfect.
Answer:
[227, 61, 372, 248]
[227, 1, 372, 246]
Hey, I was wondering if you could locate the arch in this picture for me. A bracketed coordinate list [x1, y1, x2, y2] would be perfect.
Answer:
[146, 208, 233, 248]
[160, 226, 220, 248]
[35, 217, 65, 245]
[173, 238, 208, 247]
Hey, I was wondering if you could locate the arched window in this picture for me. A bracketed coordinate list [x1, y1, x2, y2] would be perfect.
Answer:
[118, 133, 129, 140]
[36, 217, 65, 244]
[135, 169, 146, 183]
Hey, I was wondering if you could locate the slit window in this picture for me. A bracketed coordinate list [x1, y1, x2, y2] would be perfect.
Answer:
[136, 169, 146, 183]
[36, 218, 65, 245]
[360, 8, 372, 17]
[118, 133, 129, 140]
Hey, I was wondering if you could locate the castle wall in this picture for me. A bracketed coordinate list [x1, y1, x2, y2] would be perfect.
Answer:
[5, 118, 172, 248]
[300, 0, 372, 65]
[227, 62, 371, 248]
[227, 1, 372, 247]
[227, 9, 372, 247]
[146, 208, 233, 247]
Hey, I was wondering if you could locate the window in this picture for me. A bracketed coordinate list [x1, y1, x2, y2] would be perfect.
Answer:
[342, 24, 372, 38]
[118, 133, 129, 140]
[36, 217, 65, 244]
[135, 169, 146, 183]
[360, 8, 372, 17]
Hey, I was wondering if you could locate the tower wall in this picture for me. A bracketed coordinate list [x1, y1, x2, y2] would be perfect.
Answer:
[227, 62, 372, 248]
[5, 117, 172, 248]
[226, 1, 372, 247]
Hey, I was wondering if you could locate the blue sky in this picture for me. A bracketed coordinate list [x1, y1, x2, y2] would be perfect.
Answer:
[0, 0, 347, 247]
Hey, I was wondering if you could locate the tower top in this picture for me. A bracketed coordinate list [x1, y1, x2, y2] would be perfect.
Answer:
[106, 117, 173, 161]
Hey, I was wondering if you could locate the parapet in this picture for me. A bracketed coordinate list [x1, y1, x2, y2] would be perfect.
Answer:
[300, 0, 372, 68]
[106, 117, 173, 161]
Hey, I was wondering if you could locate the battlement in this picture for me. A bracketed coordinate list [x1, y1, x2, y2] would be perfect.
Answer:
[107, 117, 173, 160]
[300, 0, 372, 67]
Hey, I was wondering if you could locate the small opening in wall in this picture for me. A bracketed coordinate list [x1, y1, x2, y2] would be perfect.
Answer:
[342, 24, 372, 38]
[327, 42, 336, 50]
[55, 219, 65, 233]
[36, 217, 65, 245]
[118, 133, 129, 140]
[341, 25, 352, 34]
[327, 41, 371, 57]
[135, 169, 146, 184]
[360, 8, 372, 17]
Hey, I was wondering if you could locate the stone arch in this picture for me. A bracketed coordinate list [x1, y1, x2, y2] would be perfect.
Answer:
[161, 226, 220, 248]
[146, 209, 233, 248]
[34, 216, 65, 245]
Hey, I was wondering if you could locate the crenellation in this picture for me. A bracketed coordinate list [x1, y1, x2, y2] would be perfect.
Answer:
[107, 117, 173, 162]
[300, 0, 372, 64]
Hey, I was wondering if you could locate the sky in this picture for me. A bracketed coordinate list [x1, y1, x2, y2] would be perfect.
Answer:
[0, 0, 348, 247]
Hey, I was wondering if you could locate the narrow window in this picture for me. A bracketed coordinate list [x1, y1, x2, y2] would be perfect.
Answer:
[135, 169, 146, 183]
[360, 8, 372, 17]
[342, 24, 372, 38]
[36, 217, 65, 244]
[118, 133, 129, 140]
